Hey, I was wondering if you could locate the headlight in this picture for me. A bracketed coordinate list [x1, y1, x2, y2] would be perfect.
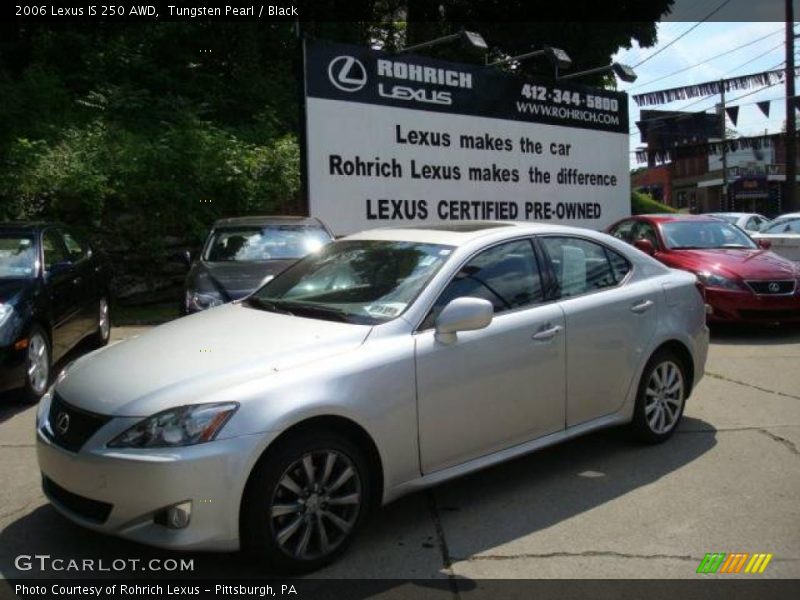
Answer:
[185, 289, 224, 312]
[696, 271, 742, 291]
[0, 303, 14, 328]
[108, 402, 238, 448]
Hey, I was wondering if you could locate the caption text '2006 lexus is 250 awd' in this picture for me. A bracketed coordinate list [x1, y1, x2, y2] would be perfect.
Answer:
[36, 222, 709, 573]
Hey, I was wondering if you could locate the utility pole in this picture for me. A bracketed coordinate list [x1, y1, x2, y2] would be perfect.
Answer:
[785, 0, 796, 212]
[719, 80, 729, 211]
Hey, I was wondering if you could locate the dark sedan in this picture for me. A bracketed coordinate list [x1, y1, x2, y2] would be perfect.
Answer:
[0, 222, 112, 402]
[183, 216, 333, 314]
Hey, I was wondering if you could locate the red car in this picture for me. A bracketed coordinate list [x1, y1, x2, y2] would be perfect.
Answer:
[607, 214, 800, 324]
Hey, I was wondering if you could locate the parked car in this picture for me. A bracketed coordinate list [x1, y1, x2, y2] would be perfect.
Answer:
[37, 221, 708, 573]
[0, 222, 112, 402]
[706, 212, 770, 233]
[751, 213, 800, 262]
[608, 214, 800, 324]
[183, 216, 333, 314]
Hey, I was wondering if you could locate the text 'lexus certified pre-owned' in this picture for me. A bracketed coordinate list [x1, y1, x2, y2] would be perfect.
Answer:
[37, 222, 708, 573]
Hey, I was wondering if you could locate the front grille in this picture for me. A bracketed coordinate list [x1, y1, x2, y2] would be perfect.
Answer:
[42, 477, 113, 523]
[47, 393, 111, 452]
[739, 308, 800, 321]
[745, 280, 797, 295]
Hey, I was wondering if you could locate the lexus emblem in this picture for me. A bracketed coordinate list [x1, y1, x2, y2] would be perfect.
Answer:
[328, 56, 367, 92]
[55, 412, 70, 436]
[768, 282, 780, 293]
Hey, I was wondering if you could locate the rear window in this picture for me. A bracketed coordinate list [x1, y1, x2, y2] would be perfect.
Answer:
[0, 235, 36, 278]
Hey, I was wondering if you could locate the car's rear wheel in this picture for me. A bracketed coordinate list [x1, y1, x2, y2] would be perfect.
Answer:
[630, 349, 688, 443]
[23, 326, 51, 403]
[90, 296, 111, 347]
[241, 431, 369, 574]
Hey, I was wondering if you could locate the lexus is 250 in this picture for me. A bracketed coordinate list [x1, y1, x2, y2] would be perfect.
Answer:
[37, 222, 708, 573]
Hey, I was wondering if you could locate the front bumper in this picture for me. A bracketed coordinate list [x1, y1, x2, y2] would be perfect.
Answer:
[705, 287, 800, 324]
[36, 397, 272, 551]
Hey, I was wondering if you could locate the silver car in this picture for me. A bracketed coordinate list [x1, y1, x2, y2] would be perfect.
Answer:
[36, 222, 708, 573]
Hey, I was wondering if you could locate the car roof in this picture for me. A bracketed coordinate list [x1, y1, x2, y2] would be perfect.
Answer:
[772, 213, 800, 220]
[707, 212, 751, 218]
[0, 221, 59, 233]
[345, 221, 603, 246]
[212, 215, 325, 228]
[634, 214, 722, 224]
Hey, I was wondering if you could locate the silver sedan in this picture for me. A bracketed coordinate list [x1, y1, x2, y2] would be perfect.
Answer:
[36, 221, 708, 573]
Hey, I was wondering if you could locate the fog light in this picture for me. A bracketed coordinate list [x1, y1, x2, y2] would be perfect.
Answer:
[154, 501, 192, 529]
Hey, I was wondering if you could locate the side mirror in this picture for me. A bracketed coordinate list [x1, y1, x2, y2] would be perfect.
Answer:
[435, 297, 493, 343]
[633, 239, 656, 256]
[757, 238, 772, 250]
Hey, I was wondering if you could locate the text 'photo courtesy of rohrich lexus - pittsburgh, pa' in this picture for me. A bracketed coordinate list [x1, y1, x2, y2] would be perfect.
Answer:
[37, 221, 708, 573]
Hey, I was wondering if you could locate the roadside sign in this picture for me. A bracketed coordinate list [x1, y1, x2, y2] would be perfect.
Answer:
[304, 40, 630, 235]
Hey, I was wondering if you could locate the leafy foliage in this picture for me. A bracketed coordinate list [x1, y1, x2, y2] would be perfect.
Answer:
[631, 190, 677, 215]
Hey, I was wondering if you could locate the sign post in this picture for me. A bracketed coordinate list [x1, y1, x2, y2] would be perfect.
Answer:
[303, 40, 630, 235]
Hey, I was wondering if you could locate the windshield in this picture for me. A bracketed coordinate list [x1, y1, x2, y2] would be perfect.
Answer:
[710, 214, 739, 225]
[245, 240, 454, 324]
[763, 218, 800, 234]
[0, 235, 37, 278]
[661, 221, 757, 250]
[204, 225, 332, 262]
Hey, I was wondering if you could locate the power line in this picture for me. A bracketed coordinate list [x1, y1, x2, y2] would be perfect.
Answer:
[632, 0, 732, 68]
[627, 28, 783, 91]
[720, 41, 785, 76]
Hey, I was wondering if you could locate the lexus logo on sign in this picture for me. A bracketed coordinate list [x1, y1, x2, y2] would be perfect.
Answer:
[328, 56, 367, 92]
[55, 412, 70, 436]
[768, 282, 780, 293]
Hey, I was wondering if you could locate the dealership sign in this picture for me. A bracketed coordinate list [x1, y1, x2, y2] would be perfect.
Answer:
[304, 40, 630, 235]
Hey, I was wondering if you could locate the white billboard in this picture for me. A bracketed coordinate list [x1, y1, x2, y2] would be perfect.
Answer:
[304, 40, 630, 235]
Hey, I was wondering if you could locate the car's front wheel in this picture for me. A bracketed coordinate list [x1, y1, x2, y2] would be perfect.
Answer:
[630, 349, 688, 443]
[241, 431, 370, 573]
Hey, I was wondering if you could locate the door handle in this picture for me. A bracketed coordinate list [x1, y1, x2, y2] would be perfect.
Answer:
[532, 324, 563, 341]
[631, 299, 654, 314]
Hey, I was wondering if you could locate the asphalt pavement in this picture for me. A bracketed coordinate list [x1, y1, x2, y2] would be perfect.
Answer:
[0, 324, 798, 580]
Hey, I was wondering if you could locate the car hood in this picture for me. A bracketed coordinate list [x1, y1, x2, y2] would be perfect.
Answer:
[665, 248, 798, 279]
[0, 278, 32, 304]
[57, 303, 372, 417]
[191, 260, 296, 300]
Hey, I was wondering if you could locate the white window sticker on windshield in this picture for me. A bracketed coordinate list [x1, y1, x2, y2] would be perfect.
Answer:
[420, 255, 436, 267]
[439, 249, 452, 255]
[365, 303, 406, 318]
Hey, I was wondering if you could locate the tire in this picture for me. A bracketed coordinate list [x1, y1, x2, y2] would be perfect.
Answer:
[241, 431, 370, 574]
[89, 296, 111, 347]
[23, 325, 51, 404]
[629, 349, 689, 444]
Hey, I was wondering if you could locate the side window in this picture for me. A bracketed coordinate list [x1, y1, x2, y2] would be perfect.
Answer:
[540, 237, 617, 298]
[632, 221, 659, 247]
[606, 248, 632, 283]
[609, 220, 635, 243]
[42, 230, 69, 270]
[62, 231, 88, 261]
[422, 239, 543, 329]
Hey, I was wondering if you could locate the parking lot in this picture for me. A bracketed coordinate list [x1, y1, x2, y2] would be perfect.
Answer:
[0, 324, 798, 580]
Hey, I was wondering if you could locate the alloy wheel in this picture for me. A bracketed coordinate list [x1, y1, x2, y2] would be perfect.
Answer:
[269, 450, 362, 561]
[644, 360, 684, 435]
[27, 332, 50, 395]
[98, 297, 110, 341]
